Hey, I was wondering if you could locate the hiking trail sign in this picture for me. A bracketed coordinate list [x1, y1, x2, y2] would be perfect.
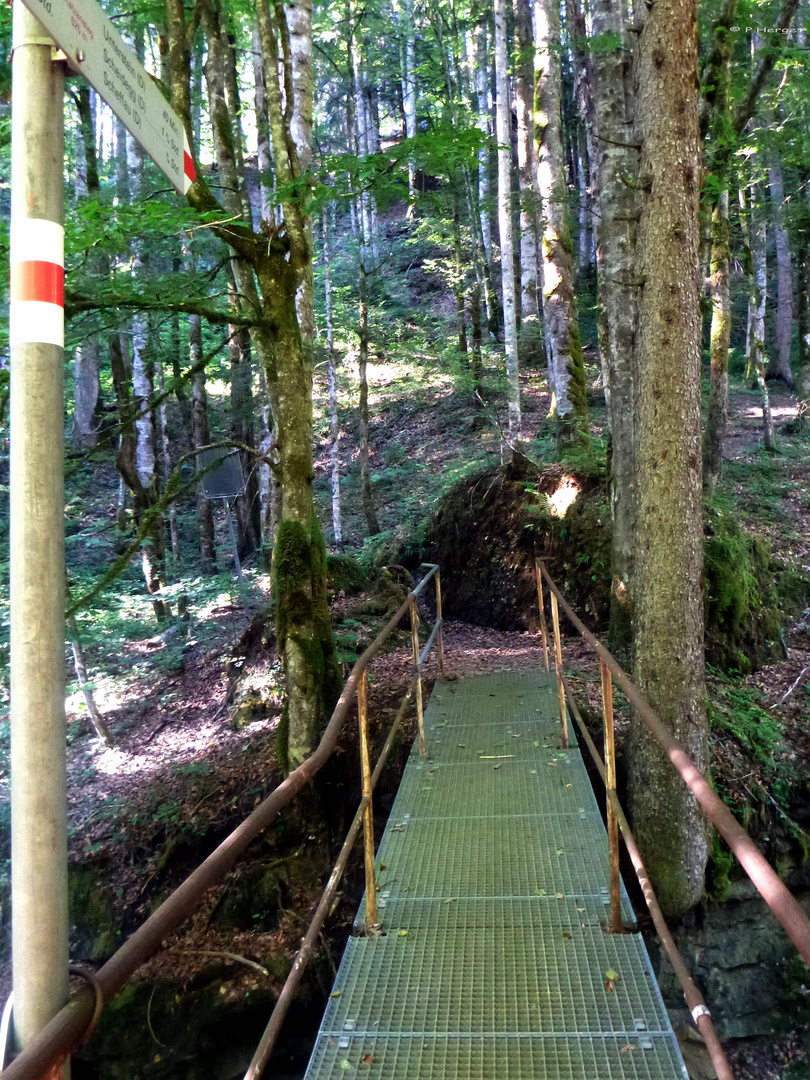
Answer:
[19, 0, 195, 193]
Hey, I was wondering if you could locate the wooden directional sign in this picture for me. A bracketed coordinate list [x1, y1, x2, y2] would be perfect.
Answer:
[19, 0, 196, 194]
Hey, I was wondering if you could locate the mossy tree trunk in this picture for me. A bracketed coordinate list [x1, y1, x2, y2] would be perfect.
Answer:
[534, 0, 588, 448]
[703, 189, 731, 494]
[626, 0, 708, 918]
[166, 0, 340, 770]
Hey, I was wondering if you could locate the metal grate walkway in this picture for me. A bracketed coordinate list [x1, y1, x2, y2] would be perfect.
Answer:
[304, 670, 689, 1080]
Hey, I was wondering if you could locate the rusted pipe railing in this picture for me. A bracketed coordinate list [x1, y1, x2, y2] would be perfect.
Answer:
[410, 598, 426, 755]
[3, 567, 442, 1080]
[545, 574, 568, 748]
[561, 679, 734, 1080]
[537, 561, 810, 969]
[357, 671, 378, 930]
[242, 677, 419, 1080]
[600, 660, 621, 935]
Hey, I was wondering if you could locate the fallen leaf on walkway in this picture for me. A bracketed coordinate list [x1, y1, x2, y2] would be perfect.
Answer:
[330, 991, 342, 998]
[361, 1053, 375, 1064]
[398, 930, 408, 937]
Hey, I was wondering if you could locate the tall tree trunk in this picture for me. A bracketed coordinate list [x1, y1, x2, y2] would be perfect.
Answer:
[189, 313, 217, 573]
[767, 153, 796, 388]
[534, 0, 587, 447]
[475, 16, 493, 287]
[348, 18, 380, 535]
[703, 188, 731, 493]
[109, 333, 169, 622]
[589, 0, 639, 648]
[252, 27, 275, 224]
[323, 212, 343, 549]
[452, 186, 470, 358]
[494, 0, 521, 441]
[575, 129, 592, 271]
[167, 0, 340, 770]
[515, 0, 541, 365]
[228, 289, 261, 558]
[469, 282, 484, 407]
[357, 224, 381, 536]
[156, 358, 181, 568]
[741, 182, 776, 450]
[627, 0, 708, 918]
[72, 84, 102, 451]
[401, 0, 418, 208]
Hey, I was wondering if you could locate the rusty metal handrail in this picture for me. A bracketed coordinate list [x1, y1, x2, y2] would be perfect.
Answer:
[243, 676, 422, 1080]
[560, 677, 733, 1080]
[537, 560, 810, 969]
[2, 565, 443, 1080]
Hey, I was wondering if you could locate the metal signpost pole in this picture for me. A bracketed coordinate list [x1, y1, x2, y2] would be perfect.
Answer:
[9, 2, 69, 1067]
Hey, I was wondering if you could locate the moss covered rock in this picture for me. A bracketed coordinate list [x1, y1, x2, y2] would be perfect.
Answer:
[704, 505, 810, 672]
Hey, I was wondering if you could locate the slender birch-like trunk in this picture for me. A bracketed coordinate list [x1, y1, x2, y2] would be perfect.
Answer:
[741, 183, 776, 450]
[156, 358, 181, 567]
[515, 0, 541, 364]
[494, 0, 521, 441]
[768, 152, 796, 388]
[189, 312, 217, 573]
[401, 0, 418, 207]
[252, 28, 275, 224]
[323, 211, 343, 549]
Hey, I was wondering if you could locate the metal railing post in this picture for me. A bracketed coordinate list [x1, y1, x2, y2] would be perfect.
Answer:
[434, 570, 446, 677]
[357, 671, 378, 930]
[410, 598, 426, 755]
[549, 592, 569, 748]
[601, 659, 621, 934]
[534, 560, 550, 672]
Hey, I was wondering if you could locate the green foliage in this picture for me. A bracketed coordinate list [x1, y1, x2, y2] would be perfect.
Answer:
[707, 665, 792, 807]
[703, 502, 801, 672]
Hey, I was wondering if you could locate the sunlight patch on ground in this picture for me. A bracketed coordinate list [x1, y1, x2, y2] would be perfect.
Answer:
[546, 476, 580, 518]
[742, 403, 796, 419]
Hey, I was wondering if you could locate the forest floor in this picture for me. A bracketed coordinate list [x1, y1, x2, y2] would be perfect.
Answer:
[0, 353, 808, 1077]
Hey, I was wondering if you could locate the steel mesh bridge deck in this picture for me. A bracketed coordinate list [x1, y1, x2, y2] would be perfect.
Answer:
[304, 669, 689, 1080]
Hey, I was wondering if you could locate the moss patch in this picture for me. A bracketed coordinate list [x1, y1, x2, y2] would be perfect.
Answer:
[704, 504, 809, 672]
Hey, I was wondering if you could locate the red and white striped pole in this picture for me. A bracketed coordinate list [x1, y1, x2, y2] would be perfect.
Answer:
[9, 2, 69, 1068]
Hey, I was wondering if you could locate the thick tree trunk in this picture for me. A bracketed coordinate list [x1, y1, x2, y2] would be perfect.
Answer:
[626, 0, 708, 917]
[494, 0, 521, 441]
[534, 0, 587, 447]
[589, 0, 639, 648]
[768, 153, 796, 388]
[166, 0, 342, 768]
[703, 189, 731, 493]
